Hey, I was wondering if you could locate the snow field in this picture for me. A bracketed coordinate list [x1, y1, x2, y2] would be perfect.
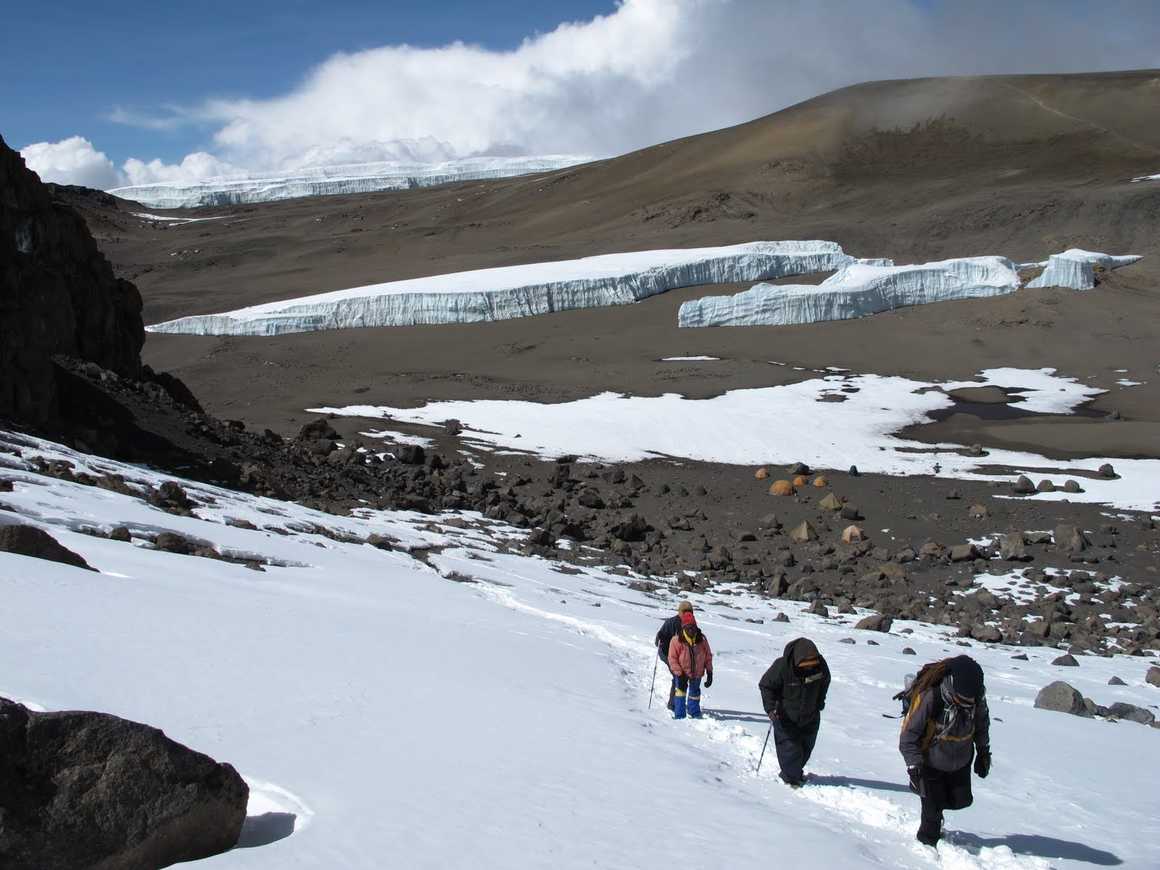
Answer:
[314, 367, 1160, 513]
[1, 432, 1158, 868]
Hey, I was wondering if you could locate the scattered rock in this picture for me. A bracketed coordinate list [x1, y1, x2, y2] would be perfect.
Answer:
[967, 503, 989, 518]
[839, 637, 856, 645]
[153, 532, 197, 555]
[1108, 702, 1155, 725]
[949, 543, 978, 563]
[1036, 479, 1056, 493]
[1034, 681, 1091, 716]
[1062, 480, 1084, 494]
[1098, 463, 1117, 479]
[854, 614, 893, 632]
[792, 475, 809, 489]
[397, 444, 426, 465]
[1146, 666, 1160, 688]
[1012, 475, 1036, 495]
[1011, 653, 1029, 661]
[1108, 676, 1127, 686]
[812, 475, 829, 488]
[807, 599, 829, 617]
[0, 525, 93, 570]
[848, 465, 860, 477]
[769, 480, 795, 497]
[0, 697, 248, 869]
[1054, 524, 1089, 554]
[902, 647, 916, 655]
[970, 624, 1002, 643]
[754, 467, 769, 480]
[773, 612, 791, 623]
[1052, 654, 1080, 667]
[999, 533, 1029, 562]
[788, 462, 811, 476]
[109, 526, 132, 543]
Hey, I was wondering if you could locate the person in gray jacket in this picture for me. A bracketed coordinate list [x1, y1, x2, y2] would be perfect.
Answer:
[897, 655, 992, 847]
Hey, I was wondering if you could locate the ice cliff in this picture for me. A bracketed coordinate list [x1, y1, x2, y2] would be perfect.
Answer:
[1026, 249, 1143, 291]
[677, 257, 1021, 328]
[109, 156, 589, 209]
[146, 241, 861, 336]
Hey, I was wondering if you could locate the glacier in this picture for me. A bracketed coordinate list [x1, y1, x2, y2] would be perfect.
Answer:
[677, 257, 1021, 328]
[1026, 249, 1143, 291]
[108, 156, 590, 209]
[146, 241, 864, 336]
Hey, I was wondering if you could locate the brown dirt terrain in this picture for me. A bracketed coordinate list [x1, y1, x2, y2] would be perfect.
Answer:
[60, 70, 1160, 459]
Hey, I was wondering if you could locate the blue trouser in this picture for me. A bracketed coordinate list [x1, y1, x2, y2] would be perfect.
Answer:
[673, 676, 702, 719]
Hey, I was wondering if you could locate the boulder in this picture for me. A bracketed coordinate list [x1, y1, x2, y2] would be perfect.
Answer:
[397, 444, 426, 465]
[1062, 480, 1084, 494]
[1108, 702, 1155, 726]
[297, 418, 339, 442]
[1098, 463, 1117, 479]
[854, 614, 893, 632]
[773, 612, 791, 623]
[999, 533, 1029, 562]
[1012, 475, 1036, 495]
[970, 624, 1002, 643]
[812, 476, 829, 488]
[1034, 681, 1090, 716]
[789, 520, 818, 544]
[0, 524, 93, 570]
[0, 698, 248, 868]
[1035, 479, 1056, 493]
[948, 543, 978, 563]
[807, 599, 829, 617]
[792, 475, 809, 489]
[1107, 676, 1126, 686]
[754, 467, 769, 480]
[1147, 666, 1160, 688]
[848, 465, 860, 477]
[610, 514, 650, 542]
[902, 647, 916, 655]
[153, 532, 196, 555]
[1052, 653, 1079, 667]
[839, 504, 863, 521]
[788, 462, 811, 476]
[1054, 524, 1089, 554]
[768, 480, 795, 497]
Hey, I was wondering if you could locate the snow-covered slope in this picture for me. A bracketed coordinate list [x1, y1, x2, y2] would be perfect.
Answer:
[316, 367, 1160, 513]
[1026, 249, 1143, 291]
[2, 431, 1158, 869]
[678, 257, 1020, 327]
[146, 242, 862, 336]
[109, 156, 589, 209]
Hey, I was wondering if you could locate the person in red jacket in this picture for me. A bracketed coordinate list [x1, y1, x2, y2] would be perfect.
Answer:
[667, 611, 713, 719]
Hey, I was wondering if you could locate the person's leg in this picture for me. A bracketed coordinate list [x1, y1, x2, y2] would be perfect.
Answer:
[687, 677, 703, 718]
[773, 719, 805, 784]
[673, 675, 688, 719]
[917, 769, 948, 846]
[799, 719, 820, 770]
[667, 670, 676, 711]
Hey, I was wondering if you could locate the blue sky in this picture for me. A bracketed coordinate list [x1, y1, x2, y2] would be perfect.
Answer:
[3, 0, 615, 165]
[7, 0, 1157, 189]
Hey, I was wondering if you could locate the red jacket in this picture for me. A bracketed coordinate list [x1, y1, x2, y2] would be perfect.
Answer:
[668, 628, 713, 679]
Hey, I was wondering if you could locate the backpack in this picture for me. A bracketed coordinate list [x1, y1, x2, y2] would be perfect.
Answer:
[894, 660, 947, 716]
[896, 660, 977, 750]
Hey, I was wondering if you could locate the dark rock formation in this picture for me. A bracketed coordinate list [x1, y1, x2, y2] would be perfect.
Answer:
[0, 524, 93, 570]
[0, 135, 143, 429]
[0, 697, 248, 869]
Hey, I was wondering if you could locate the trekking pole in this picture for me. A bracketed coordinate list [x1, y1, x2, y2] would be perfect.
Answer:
[648, 655, 659, 709]
[755, 723, 773, 775]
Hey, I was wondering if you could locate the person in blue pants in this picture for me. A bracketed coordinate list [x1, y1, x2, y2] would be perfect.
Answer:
[655, 601, 694, 711]
[667, 611, 713, 719]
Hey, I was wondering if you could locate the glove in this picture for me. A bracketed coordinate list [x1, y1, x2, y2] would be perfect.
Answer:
[974, 749, 991, 779]
[907, 766, 924, 795]
[768, 708, 780, 722]
[704, 671, 713, 688]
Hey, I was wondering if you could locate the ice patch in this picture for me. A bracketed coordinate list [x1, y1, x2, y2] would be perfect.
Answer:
[660, 355, 720, 361]
[131, 212, 231, 225]
[1026, 249, 1142, 291]
[110, 155, 589, 208]
[146, 241, 860, 336]
[1117, 379, 1144, 387]
[678, 256, 1020, 327]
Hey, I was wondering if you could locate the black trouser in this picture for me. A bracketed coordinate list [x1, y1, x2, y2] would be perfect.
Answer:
[773, 716, 819, 783]
[918, 764, 973, 844]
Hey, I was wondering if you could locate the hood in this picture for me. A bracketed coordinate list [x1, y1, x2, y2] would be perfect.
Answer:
[785, 637, 820, 667]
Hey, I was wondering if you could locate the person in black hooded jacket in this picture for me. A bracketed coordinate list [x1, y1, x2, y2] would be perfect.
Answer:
[758, 637, 830, 786]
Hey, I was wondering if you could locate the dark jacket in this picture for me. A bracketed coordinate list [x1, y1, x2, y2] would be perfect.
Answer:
[758, 638, 831, 726]
[900, 678, 991, 772]
[655, 615, 681, 660]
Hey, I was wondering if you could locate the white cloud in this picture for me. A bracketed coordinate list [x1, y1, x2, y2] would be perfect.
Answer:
[121, 151, 240, 186]
[19, 136, 122, 189]
[52, 0, 1160, 187]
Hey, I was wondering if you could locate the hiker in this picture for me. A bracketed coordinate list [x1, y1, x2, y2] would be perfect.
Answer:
[897, 655, 992, 848]
[758, 637, 830, 787]
[655, 601, 694, 710]
[667, 610, 713, 719]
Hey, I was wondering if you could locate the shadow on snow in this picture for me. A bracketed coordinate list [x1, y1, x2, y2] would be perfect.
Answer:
[948, 832, 1122, 866]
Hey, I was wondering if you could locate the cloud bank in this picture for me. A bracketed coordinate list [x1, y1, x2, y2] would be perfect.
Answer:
[21, 0, 1160, 189]
[19, 137, 122, 189]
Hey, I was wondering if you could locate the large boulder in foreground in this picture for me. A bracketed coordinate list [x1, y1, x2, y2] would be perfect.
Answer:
[0, 698, 248, 869]
[0, 524, 94, 570]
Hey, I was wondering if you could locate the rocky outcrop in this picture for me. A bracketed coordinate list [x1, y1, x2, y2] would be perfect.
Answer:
[0, 134, 143, 430]
[0, 697, 248, 869]
[0, 524, 93, 570]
